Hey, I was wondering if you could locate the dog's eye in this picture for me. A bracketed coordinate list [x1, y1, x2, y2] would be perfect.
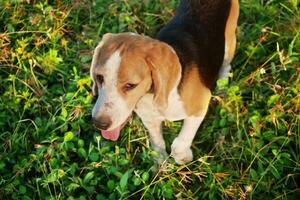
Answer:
[123, 83, 138, 92]
[96, 75, 104, 84]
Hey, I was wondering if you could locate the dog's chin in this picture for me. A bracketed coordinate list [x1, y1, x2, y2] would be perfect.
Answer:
[100, 120, 128, 141]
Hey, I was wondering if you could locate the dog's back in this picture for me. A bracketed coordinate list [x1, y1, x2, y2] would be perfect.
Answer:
[156, 0, 235, 88]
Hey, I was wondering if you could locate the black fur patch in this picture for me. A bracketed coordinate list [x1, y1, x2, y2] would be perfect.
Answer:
[156, 0, 231, 89]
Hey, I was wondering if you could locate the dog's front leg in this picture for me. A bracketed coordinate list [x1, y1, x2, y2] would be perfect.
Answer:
[141, 119, 167, 157]
[171, 116, 205, 164]
[134, 95, 167, 162]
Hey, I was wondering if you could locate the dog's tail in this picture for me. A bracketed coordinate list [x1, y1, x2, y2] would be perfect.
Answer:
[223, 0, 240, 66]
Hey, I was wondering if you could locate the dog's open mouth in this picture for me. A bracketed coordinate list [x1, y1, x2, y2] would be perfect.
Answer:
[100, 120, 128, 141]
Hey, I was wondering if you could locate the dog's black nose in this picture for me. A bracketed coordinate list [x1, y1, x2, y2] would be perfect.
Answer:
[93, 116, 112, 130]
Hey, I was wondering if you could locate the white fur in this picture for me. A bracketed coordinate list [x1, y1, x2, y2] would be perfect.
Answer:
[219, 43, 232, 79]
[134, 86, 188, 162]
[135, 94, 166, 157]
[224, 43, 230, 63]
[171, 116, 205, 164]
[218, 64, 232, 79]
[135, 74, 193, 164]
[164, 89, 187, 120]
[92, 51, 131, 130]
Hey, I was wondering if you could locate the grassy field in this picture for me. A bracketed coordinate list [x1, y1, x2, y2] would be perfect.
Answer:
[0, 0, 299, 199]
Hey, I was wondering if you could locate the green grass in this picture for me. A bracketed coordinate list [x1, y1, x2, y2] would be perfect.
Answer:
[0, 0, 299, 199]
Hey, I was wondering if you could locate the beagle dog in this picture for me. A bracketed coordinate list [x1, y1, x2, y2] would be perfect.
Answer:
[90, 0, 239, 164]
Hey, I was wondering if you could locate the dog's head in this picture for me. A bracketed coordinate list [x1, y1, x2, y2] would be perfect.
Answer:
[90, 33, 180, 141]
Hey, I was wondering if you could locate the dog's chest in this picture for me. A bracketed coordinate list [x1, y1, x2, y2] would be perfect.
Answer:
[164, 88, 187, 120]
[135, 89, 187, 122]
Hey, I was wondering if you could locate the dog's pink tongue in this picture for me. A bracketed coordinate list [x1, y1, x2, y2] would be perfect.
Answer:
[100, 121, 128, 141]
[101, 126, 122, 141]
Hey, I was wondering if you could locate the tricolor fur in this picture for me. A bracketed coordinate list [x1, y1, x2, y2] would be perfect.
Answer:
[90, 0, 239, 164]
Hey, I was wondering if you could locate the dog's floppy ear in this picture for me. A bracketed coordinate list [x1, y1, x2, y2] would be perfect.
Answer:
[145, 41, 181, 112]
[90, 33, 114, 96]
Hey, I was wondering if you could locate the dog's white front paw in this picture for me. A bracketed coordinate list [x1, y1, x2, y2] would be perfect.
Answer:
[171, 138, 193, 165]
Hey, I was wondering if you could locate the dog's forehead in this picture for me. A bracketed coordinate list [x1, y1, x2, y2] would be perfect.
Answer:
[102, 50, 121, 75]
[92, 34, 155, 79]
[93, 43, 119, 69]
[93, 34, 154, 68]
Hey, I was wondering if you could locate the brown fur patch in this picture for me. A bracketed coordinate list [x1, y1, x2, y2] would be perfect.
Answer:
[224, 0, 239, 64]
[145, 42, 181, 111]
[179, 64, 211, 116]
